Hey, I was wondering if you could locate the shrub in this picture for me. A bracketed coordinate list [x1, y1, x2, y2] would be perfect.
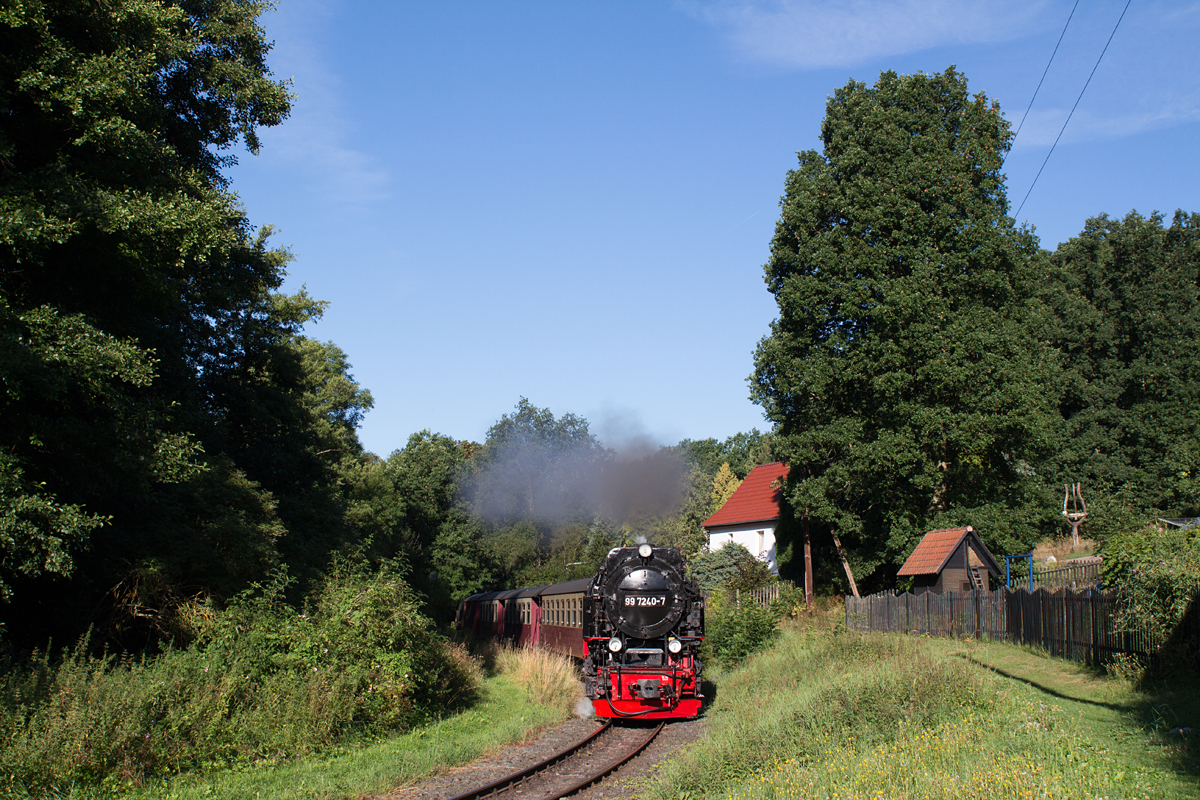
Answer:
[0, 561, 481, 795]
[1102, 523, 1200, 641]
[702, 591, 783, 668]
[691, 543, 772, 595]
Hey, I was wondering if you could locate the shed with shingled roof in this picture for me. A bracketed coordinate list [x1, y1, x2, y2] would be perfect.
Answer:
[701, 462, 788, 573]
[897, 526, 1002, 594]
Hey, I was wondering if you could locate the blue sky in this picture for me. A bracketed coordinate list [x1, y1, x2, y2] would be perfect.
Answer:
[227, 0, 1199, 457]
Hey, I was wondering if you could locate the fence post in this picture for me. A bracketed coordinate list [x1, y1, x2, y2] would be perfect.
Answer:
[975, 589, 981, 641]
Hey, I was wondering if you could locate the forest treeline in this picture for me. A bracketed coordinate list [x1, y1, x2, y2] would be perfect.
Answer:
[2, 5, 1198, 656]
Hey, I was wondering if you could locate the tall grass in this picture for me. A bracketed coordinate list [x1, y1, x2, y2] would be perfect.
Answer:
[492, 645, 582, 715]
[0, 562, 482, 797]
[115, 652, 577, 800]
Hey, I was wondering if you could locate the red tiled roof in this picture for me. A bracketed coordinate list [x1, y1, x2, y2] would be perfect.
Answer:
[702, 463, 788, 529]
[897, 526, 979, 576]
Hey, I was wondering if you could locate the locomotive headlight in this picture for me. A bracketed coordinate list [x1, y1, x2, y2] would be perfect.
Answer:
[607, 637, 623, 653]
[638, 543, 653, 558]
[667, 638, 683, 654]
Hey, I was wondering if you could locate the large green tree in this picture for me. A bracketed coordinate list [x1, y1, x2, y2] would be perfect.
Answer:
[0, 1, 397, 646]
[751, 68, 1060, 590]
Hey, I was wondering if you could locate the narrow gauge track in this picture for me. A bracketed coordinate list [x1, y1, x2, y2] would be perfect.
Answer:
[446, 721, 663, 800]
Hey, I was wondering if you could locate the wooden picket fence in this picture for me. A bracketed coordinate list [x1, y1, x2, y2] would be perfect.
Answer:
[1007, 557, 1103, 591]
[732, 582, 792, 607]
[845, 586, 1199, 665]
[704, 582, 795, 607]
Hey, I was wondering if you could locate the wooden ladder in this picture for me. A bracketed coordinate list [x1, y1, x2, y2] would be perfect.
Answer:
[968, 566, 987, 591]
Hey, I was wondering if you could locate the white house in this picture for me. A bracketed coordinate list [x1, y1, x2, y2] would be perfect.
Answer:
[701, 462, 788, 573]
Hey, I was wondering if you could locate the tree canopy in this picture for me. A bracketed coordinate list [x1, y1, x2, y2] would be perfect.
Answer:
[1045, 211, 1200, 534]
[0, 0, 398, 647]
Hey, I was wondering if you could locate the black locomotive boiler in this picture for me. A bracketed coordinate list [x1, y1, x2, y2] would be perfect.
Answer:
[582, 544, 704, 719]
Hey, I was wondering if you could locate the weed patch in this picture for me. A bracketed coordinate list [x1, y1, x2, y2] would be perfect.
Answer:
[0, 562, 481, 797]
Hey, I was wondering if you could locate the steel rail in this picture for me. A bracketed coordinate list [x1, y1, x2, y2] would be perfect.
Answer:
[445, 721, 612, 800]
[548, 721, 664, 799]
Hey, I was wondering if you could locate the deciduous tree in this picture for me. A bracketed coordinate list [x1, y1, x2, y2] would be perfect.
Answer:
[751, 68, 1060, 589]
[1045, 211, 1200, 535]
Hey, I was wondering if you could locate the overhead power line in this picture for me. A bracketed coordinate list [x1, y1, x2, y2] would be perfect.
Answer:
[1013, 0, 1080, 143]
[1015, 0, 1133, 219]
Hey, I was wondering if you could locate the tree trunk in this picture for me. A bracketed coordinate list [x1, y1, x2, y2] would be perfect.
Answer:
[803, 512, 814, 612]
[831, 530, 860, 598]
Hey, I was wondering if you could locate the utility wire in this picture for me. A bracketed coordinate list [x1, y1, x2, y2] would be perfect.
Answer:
[1015, 0, 1133, 218]
[1013, 0, 1080, 142]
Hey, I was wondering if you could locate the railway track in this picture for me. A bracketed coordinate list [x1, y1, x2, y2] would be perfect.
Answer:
[445, 721, 663, 800]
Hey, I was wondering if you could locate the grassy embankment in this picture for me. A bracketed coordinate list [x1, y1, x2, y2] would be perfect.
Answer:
[0, 639, 580, 800]
[644, 611, 1199, 800]
[112, 646, 581, 800]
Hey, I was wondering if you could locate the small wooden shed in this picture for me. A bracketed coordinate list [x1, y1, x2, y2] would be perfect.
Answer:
[897, 526, 1002, 595]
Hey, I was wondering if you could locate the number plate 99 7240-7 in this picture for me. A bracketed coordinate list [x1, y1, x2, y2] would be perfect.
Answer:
[624, 595, 666, 607]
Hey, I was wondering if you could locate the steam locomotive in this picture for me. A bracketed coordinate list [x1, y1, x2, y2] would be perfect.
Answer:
[456, 544, 705, 720]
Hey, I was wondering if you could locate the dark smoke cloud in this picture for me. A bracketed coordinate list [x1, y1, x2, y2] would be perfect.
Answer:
[468, 405, 686, 530]
[597, 449, 687, 524]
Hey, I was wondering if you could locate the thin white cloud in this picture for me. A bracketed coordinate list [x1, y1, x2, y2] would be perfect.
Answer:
[254, 0, 391, 207]
[1007, 1, 1200, 149]
[1012, 102, 1200, 149]
[682, 0, 1047, 69]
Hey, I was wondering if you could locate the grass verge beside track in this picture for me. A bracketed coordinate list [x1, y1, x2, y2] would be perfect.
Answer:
[643, 624, 1199, 800]
[117, 668, 573, 800]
